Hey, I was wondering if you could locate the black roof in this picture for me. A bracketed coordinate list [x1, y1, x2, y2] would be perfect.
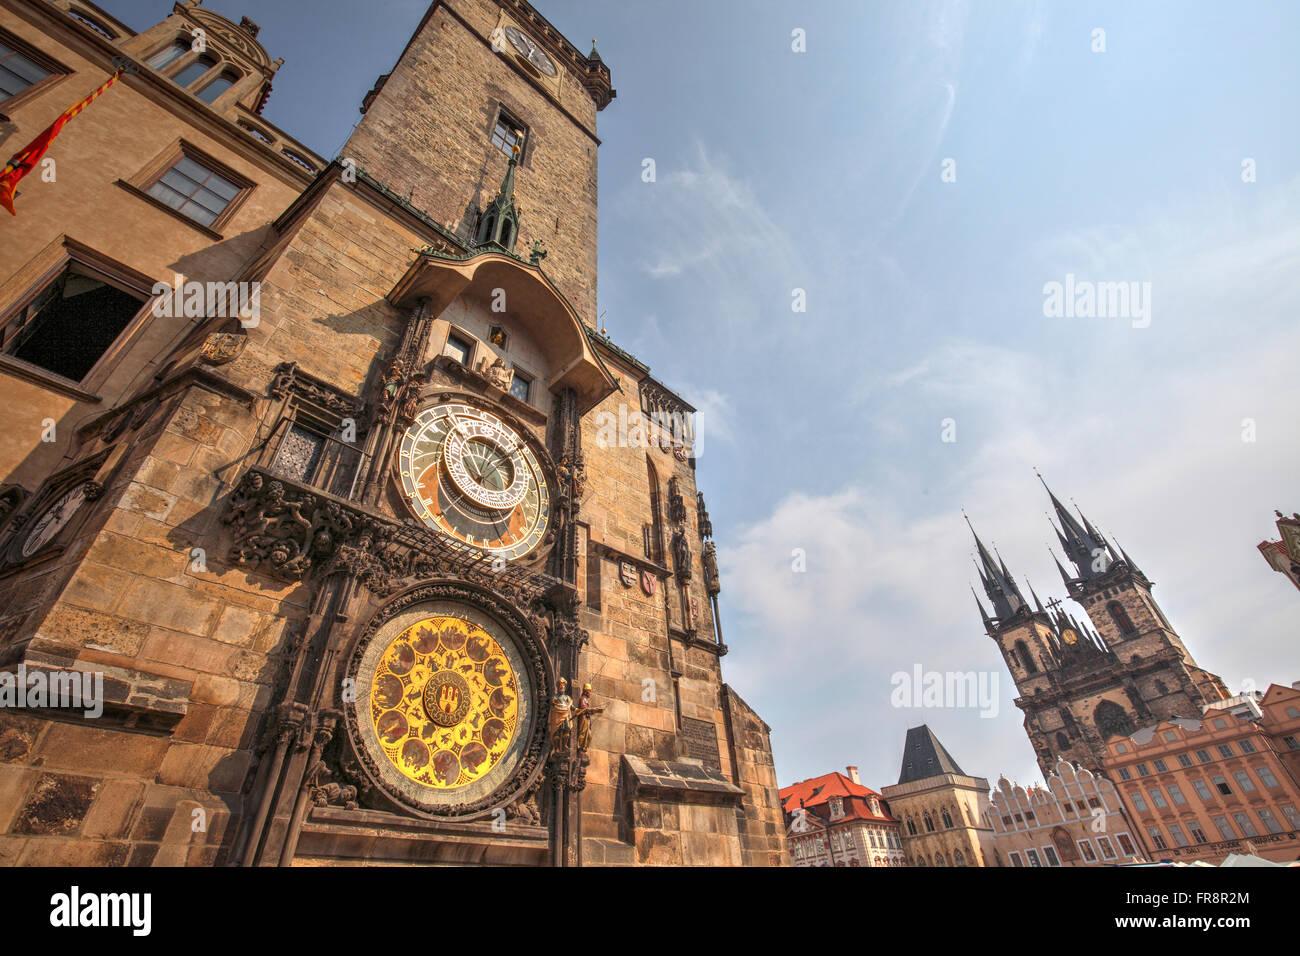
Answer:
[897, 725, 966, 784]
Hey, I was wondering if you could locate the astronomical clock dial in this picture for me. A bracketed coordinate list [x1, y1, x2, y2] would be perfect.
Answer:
[398, 403, 549, 560]
[369, 616, 518, 790]
[21, 483, 91, 558]
[347, 601, 538, 816]
[504, 25, 557, 76]
[1061, 628, 1079, 645]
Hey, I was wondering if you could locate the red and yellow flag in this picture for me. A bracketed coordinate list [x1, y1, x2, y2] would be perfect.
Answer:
[0, 67, 124, 216]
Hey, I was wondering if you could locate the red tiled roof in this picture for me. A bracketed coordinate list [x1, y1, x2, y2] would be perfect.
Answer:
[779, 772, 897, 822]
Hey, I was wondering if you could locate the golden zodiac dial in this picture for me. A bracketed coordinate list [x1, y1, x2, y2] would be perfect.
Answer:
[369, 615, 519, 790]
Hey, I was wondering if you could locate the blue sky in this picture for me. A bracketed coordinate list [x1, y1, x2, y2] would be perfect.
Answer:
[108, 0, 1300, 793]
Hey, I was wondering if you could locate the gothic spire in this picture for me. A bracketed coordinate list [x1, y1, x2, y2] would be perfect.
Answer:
[475, 141, 522, 253]
[972, 587, 993, 630]
[1038, 474, 1114, 582]
[965, 514, 1026, 621]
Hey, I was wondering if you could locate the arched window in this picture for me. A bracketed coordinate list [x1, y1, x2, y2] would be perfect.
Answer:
[1056, 731, 1070, 751]
[645, 457, 664, 563]
[173, 55, 217, 88]
[147, 40, 190, 71]
[923, 812, 935, 832]
[954, 848, 966, 866]
[906, 818, 917, 836]
[1107, 601, 1136, 635]
[1154, 679, 1168, 695]
[1015, 639, 1039, 673]
[1094, 700, 1136, 740]
[197, 71, 238, 104]
[941, 808, 954, 828]
[933, 852, 946, 866]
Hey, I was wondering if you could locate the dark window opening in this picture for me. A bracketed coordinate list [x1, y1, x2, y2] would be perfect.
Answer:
[1107, 600, 1136, 635]
[2, 265, 143, 382]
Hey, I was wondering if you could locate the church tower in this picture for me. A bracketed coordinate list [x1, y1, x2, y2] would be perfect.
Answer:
[0, 0, 783, 867]
[972, 481, 1227, 777]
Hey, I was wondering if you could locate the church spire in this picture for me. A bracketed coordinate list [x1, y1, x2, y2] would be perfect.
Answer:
[1037, 474, 1113, 582]
[475, 140, 522, 253]
[965, 514, 1026, 622]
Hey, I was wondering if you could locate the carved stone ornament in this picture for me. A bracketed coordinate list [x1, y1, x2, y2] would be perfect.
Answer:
[702, 540, 720, 596]
[221, 467, 558, 611]
[639, 569, 657, 597]
[199, 330, 248, 366]
[477, 356, 515, 392]
[619, 560, 636, 588]
[269, 362, 364, 418]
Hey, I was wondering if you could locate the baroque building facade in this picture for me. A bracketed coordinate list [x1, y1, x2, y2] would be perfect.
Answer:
[986, 759, 1147, 867]
[971, 479, 1229, 778]
[780, 766, 906, 867]
[0, 0, 785, 866]
[880, 725, 995, 867]
[1100, 685, 1300, 865]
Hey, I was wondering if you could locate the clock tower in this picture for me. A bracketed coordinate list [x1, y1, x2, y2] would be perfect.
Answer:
[0, 0, 785, 867]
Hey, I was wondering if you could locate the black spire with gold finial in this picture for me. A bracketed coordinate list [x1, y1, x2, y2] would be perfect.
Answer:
[475, 139, 522, 253]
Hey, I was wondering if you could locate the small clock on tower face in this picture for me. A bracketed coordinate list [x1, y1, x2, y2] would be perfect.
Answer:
[20, 482, 92, 559]
[1061, 628, 1079, 645]
[503, 26, 557, 76]
[398, 403, 549, 560]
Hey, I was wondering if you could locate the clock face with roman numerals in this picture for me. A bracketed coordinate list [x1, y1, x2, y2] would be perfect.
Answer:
[504, 25, 557, 76]
[398, 403, 549, 560]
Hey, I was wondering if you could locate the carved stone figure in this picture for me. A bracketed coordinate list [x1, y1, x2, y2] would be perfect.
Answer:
[574, 683, 603, 753]
[479, 356, 514, 391]
[548, 677, 573, 754]
[702, 541, 720, 596]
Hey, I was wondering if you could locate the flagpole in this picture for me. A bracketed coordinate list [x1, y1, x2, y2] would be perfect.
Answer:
[0, 56, 136, 216]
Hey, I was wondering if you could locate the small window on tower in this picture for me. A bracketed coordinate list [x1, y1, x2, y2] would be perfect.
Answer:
[146, 40, 190, 71]
[509, 368, 531, 404]
[443, 331, 472, 365]
[490, 109, 526, 159]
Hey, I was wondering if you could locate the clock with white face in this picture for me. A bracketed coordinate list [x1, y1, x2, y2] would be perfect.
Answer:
[398, 403, 549, 560]
[21, 482, 91, 558]
[504, 25, 557, 76]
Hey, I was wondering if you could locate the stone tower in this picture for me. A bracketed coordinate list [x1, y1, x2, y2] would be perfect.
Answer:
[971, 480, 1227, 777]
[880, 725, 996, 867]
[0, 0, 784, 867]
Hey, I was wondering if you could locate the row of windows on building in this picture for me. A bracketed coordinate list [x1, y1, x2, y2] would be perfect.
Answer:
[791, 827, 902, 859]
[1008, 832, 1139, 867]
[1139, 801, 1299, 852]
[903, 805, 964, 835]
[996, 794, 1105, 830]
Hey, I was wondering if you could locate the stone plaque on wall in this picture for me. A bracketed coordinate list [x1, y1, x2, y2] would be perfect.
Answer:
[681, 717, 721, 771]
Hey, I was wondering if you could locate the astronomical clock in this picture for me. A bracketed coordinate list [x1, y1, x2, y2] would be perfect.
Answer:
[397, 402, 550, 561]
[340, 398, 557, 820]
